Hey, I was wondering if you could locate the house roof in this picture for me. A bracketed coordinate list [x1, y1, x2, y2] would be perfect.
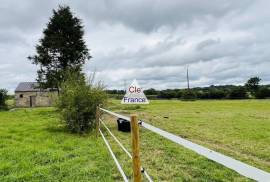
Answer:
[15, 82, 41, 92]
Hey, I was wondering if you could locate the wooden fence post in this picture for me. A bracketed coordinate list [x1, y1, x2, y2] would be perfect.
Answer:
[96, 105, 100, 137]
[130, 114, 142, 182]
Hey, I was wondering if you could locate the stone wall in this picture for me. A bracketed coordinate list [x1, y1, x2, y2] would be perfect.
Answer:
[15, 91, 58, 107]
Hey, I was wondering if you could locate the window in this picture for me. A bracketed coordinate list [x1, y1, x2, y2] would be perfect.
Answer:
[20, 94, 23, 98]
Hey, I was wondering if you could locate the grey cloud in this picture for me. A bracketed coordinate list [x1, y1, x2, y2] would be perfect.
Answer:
[79, 0, 254, 33]
[196, 39, 220, 51]
[0, 1, 55, 32]
[0, 0, 270, 92]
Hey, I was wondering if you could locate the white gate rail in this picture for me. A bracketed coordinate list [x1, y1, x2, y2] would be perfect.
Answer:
[100, 108, 270, 182]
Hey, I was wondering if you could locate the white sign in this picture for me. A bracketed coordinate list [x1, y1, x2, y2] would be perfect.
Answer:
[121, 79, 149, 104]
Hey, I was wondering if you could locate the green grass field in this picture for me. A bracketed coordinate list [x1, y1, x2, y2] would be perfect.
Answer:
[0, 108, 122, 181]
[0, 99, 269, 181]
[104, 99, 270, 181]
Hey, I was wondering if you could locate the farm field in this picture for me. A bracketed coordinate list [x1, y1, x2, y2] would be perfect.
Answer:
[103, 99, 270, 181]
[0, 99, 269, 181]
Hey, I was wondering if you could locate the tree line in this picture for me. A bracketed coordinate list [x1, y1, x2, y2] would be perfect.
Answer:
[107, 77, 270, 100]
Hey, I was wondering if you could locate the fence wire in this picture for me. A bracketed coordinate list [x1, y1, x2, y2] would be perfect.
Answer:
[100, 119, 153, 182]
[99, 128, 129, 182]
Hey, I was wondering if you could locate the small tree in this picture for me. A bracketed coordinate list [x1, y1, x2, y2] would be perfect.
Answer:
[0, 89, 8, 110]
[57, 73, 107, 133]
[245, 77, 261, 95]
[28, 6, 91, 92]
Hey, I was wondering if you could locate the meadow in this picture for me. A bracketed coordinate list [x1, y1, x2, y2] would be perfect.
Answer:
[103, 99, 270, 181]
[0, 99, 269, 181]
[0, 108, 121, 181]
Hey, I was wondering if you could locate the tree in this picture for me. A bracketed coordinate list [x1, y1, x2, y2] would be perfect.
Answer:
[208, 89, 226, 99]
[28, 6, 91, 91]
[255, 86, 270, 99]
[0, 89, 8, 110]
[228, 87, 247, 99]
[144, 88, 158, 95]
[157, 90, 177, 99]
[245, 77, 261, 95]
[181, 89, 197, 100]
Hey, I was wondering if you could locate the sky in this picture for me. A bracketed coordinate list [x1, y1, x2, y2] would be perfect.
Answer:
[0, 0, 270, 93]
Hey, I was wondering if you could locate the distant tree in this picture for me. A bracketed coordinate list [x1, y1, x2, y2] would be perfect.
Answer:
[255, 86, 270, 99]
[157, 91, 169, 99]
[229, 87, 247, 99]
[176, 90, 183, 99]
[157, 90, 177, 99]
[0, 89, 8, 110]
[28, 6, 91, 92]
[208, 89, 226, 99]
[196, 90, 209, 99]
[181, 89, 197, 100]
[144, 88, 158, 95]
[245, 77, 261, 95]
[106, 90, 117, 94]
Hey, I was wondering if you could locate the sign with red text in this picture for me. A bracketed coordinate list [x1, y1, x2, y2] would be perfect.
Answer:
[121, 79, 149, 104]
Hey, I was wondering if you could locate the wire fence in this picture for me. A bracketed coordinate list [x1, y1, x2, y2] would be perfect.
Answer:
[99, 128, 129, 182]
[100, 119, 153, 182]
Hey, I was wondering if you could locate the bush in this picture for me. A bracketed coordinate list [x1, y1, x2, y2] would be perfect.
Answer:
[0, 89, 8, 110]
[255, 87, 270, 99]
[57, 73, 107, 133]
[228, 87, 248, 99]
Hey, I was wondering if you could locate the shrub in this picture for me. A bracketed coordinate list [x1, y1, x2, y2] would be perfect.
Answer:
[228, 87, 248, 99]
[0, 89, 8, 110]
[255, 87, 270, 99]
[57, 73, 107, 133]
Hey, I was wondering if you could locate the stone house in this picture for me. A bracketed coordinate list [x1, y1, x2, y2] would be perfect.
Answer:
[15, 82, 57, 107]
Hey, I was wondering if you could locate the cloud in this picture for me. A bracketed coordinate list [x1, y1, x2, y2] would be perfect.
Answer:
[0, 0, 270, 93]
[78, 0, 254, 32]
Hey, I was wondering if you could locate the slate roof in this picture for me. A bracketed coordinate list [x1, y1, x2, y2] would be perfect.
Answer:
[15, 82, 41, 92]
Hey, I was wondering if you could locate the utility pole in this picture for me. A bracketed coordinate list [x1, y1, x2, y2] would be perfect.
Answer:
[187, 65, 190, 90]
[124, 79, 127, 94]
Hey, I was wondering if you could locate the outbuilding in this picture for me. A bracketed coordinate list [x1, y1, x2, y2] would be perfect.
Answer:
[15, 82, 57, 107]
